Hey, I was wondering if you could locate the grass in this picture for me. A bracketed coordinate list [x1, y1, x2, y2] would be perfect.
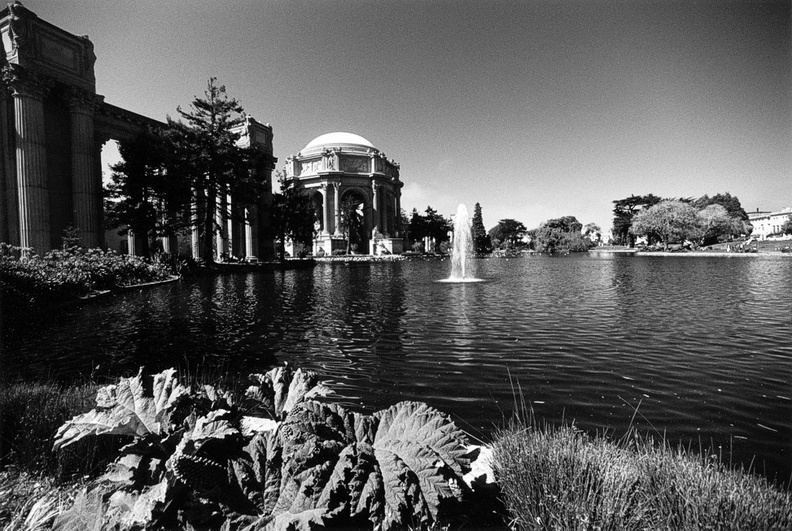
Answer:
[492, 417, 792, 530]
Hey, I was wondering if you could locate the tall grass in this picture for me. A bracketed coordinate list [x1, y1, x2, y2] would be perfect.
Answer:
[492, 418, 792, 530]
[0, 381, 118, 479]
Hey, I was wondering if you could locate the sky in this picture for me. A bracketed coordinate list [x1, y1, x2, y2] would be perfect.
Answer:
[25, 0, 791, 233]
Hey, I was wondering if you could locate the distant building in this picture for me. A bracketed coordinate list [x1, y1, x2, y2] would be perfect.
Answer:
[285, 132, 403, 255]
[748, 207, 792, 239]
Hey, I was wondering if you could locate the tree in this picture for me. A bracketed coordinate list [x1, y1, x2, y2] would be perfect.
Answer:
[339, 192, 367, 254]
[104, 132, 168, 257]
[696, 204, 732, 246]
[271, 172, 315, 260]
[532, 216, 590, 254]
[612, 194, 662, 247]
[165, 78, 262, 264]
[409, 207, 450, 253]
[488, 219, 526, 250]
[782, 216, 792, 236]
[630, 200, 699, 250]
[471, 203, 491, 255]
[693, 192, 751, 241]
[584, 223, 602, 246]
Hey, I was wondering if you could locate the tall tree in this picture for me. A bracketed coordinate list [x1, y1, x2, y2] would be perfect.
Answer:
[630, 200, 699, 250]
[165, 78, 261, 264]
[103, 132, 167, 257]
[612, 194, 662, 247]
[488, 219, 526, 250]
[339, 192, 366, 253]
[271, 172, 315, 260]
[471, 203, 491, 254]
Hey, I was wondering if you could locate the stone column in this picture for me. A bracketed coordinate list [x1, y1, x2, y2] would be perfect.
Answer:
[321, 184, 330, 236]
[9, 74, 50, 255]
[191, 189, 202, 259]
[68, 89, 99, 247]
[127, 229, 137, 256]
[371, 183, 379, 237]
[333, 182, 341, 236]
[245, 207, 254, 259]
[395, 193, 401, 236]
[0, 85, 18, 245]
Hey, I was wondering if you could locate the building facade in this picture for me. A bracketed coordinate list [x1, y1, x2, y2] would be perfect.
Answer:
[748, 207, 792, 240]
[285, 132, 403, 255]
[1, 3, 275, 260]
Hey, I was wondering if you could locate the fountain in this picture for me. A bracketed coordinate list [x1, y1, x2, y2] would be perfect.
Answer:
[439, 203, 483, 283]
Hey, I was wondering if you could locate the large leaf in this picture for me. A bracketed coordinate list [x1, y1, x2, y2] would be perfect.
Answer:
[246, 365, 333, 420]
[53, 367, 189, 451]
[264, 400, 471, 529]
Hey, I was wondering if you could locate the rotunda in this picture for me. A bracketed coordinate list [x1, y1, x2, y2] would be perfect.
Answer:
[285, 132, 404, 255]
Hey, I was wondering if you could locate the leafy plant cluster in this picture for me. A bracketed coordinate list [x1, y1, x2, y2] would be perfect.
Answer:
[612, 192, 752, 248]
[49, 365, 482, 530]
[0, 243, 173, 312]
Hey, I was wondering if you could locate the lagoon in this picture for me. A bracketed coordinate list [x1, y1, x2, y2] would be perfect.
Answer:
[3, 254, 791, 482]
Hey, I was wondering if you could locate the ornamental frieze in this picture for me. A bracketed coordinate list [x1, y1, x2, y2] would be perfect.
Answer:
[340, 156, 368, 173]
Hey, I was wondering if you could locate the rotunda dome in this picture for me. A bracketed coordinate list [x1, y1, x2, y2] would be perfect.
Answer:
[301, 132, 376, 155]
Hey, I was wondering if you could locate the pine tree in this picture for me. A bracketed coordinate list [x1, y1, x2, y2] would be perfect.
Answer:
[165, 78, 261, 264]
[471, 202, 491, 254]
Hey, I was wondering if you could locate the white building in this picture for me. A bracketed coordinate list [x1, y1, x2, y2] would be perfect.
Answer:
[748, 207, 792, 240]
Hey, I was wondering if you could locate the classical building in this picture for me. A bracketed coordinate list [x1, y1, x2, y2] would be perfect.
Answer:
[748, 207, 792, 240]
[285, 132, 403, 255]
[0, 3, 275, 260]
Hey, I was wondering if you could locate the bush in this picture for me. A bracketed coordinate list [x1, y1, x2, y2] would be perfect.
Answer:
[0, 243, 173, 314]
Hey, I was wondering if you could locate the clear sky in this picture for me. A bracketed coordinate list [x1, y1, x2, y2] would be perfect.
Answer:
[26, 0, 791, 233]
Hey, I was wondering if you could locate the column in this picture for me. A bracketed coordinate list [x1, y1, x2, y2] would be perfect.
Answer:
[333, 183, 341, 236]
[0, 87, 8, 243]
[191, 189, 201, 259]
[245, 206, 254, 259]
[321, 184, 330, 236]
[9, 74, 50, 255]
[127, 229, 137, 256]
[69, 89, 99, 248]
[395, 193, 401, 236]
[371, 183, 379, 237]
[225, 191, 234, 258]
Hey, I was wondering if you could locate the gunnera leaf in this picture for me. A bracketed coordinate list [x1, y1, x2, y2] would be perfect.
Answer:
[53, 367, 189, 451]
[372, 401, 472, 525]
[246, 365, 332, 420]
[50, 486, 106, 531]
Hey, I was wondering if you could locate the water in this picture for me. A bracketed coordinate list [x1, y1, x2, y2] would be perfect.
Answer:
[3, 254, 791, 482]
[442, 203, 480, 282]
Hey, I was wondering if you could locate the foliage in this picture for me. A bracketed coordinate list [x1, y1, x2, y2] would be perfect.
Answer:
[338, 192, 367, 254]
[50, 366, 478, 530]
[696, 204, 733, 247]
[583, 223, 602, 246]
[630, 200, 699, 250]
[103, 132, 186, 258]
[531, 216, 591, 254]
[271, 173, 316, 261]
[488, 219, 527, 251]
[492, 420, 792, 530]
[611, 194, 663, 247]
[471, 203, 492, 255]
[0, 243, 173, 315]
[408, 207, 451, 253]
[165, 78, 265, 265]
[781, 216, 792, 236]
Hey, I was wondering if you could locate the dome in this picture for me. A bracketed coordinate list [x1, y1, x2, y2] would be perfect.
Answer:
[301, 132, 376, 155]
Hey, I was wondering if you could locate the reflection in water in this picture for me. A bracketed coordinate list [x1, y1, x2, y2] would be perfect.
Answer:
[3, 255, 791, 481]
